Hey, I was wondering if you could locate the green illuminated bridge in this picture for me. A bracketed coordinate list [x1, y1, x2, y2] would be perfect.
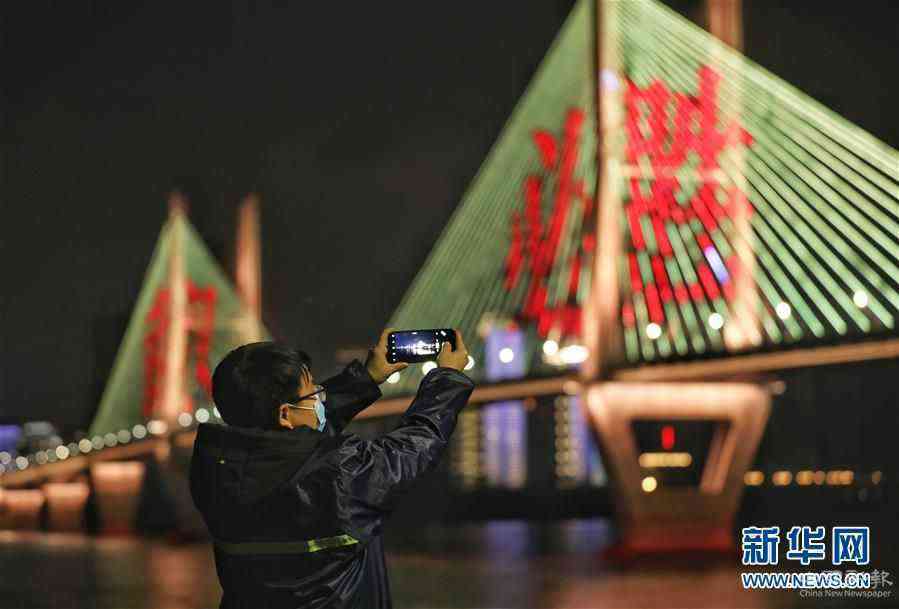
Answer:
[1, 1, 897, 520]
[382, 0, 899, 398]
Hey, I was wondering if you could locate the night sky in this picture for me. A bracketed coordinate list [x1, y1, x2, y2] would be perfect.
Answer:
[3, 1, 898, 434]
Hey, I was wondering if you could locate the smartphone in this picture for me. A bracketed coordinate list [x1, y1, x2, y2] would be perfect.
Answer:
[387, 329, 457, 364]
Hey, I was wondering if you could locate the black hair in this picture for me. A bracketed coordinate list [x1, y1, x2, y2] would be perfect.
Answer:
[211, 342, 312, 430]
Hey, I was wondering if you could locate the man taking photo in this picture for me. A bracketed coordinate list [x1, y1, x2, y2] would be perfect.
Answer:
[190, 327, 474, 609]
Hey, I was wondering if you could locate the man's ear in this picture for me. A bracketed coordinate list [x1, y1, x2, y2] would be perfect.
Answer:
[278, 404, 294, 429]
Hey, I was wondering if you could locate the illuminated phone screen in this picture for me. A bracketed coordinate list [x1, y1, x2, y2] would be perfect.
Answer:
[387, 329, 455, 364]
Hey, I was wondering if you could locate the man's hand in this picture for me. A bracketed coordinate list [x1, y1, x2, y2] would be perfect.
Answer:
[437, 329, 469, 372]
[365, 327, 409, 384]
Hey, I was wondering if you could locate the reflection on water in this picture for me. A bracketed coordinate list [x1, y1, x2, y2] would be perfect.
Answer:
[0, 520, 857, 609]
[0, 530, 220, 609]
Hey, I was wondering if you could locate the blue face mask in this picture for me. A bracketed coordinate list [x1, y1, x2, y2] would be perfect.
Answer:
[290, 386, 327, 432]
[310, 394, 327, 432]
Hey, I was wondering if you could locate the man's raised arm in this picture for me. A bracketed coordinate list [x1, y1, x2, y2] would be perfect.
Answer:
[320, 327, 408, 433]
[336, 331, 473, 520]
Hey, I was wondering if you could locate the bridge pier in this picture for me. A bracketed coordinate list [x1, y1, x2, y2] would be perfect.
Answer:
[90, 462, 146, 535]
[584, 381, 770, 555]
[43, 481, 91, 532]
[0, 488, 46, 530]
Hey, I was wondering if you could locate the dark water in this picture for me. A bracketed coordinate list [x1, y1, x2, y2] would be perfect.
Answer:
[0, 519, 894, 609]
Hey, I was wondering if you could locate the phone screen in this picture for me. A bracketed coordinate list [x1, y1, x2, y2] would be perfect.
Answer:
[387, 329, 455, 364]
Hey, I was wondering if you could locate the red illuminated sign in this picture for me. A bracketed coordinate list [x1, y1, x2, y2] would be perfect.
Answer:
[143, 282, 217, 417]
[504, 65, 755, 339]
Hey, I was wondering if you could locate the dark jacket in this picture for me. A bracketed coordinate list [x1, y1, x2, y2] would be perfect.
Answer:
[189, 359, 475, 609]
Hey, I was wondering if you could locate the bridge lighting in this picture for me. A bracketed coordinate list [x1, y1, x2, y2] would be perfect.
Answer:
[641, 476, 658, 493]
[559, 344, 588, 364]
[117, 430, 131, 444]
[79, 439, 93, 453]
[147, 420, 168, 435]
[708, 312, 724, 330]
[132, 424, 147, 439]
[0, 452, 10, 465]
[600, 68, 620, 92]
[853, 290, 868, 308]
[421, 361, 437, 374]
[464, 355, 475, 371]
[795, 470, 814, 486]
[542, 339, 559, 356]
[498, 347, 515, 363]
[195, 409, 210, 423]
[55, 446, 70, 460]
[744, 471, 764, 486]
[775, 302, 791, 319]
[772, 470, 792, 486]
[646, 323, 662, 340]
[178, 413, 193, 428]
[386, 372, 401, 384]
[15, 456, 28, 470]
[638, 452, 692, 468]
[92, 436, 104, 450]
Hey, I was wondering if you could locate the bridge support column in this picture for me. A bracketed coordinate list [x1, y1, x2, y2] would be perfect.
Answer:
[583, 381, 770, 554]
[43, 481, 91, 532]
[90, 462, 146, 535]
[0, 489, 46, 530]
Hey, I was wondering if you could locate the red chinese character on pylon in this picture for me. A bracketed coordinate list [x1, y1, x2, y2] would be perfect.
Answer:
[505, 65, 755, 342]
[620, 65, 755, 328]
[504, 108, 595, 339]
[143, 281, 217, 418]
